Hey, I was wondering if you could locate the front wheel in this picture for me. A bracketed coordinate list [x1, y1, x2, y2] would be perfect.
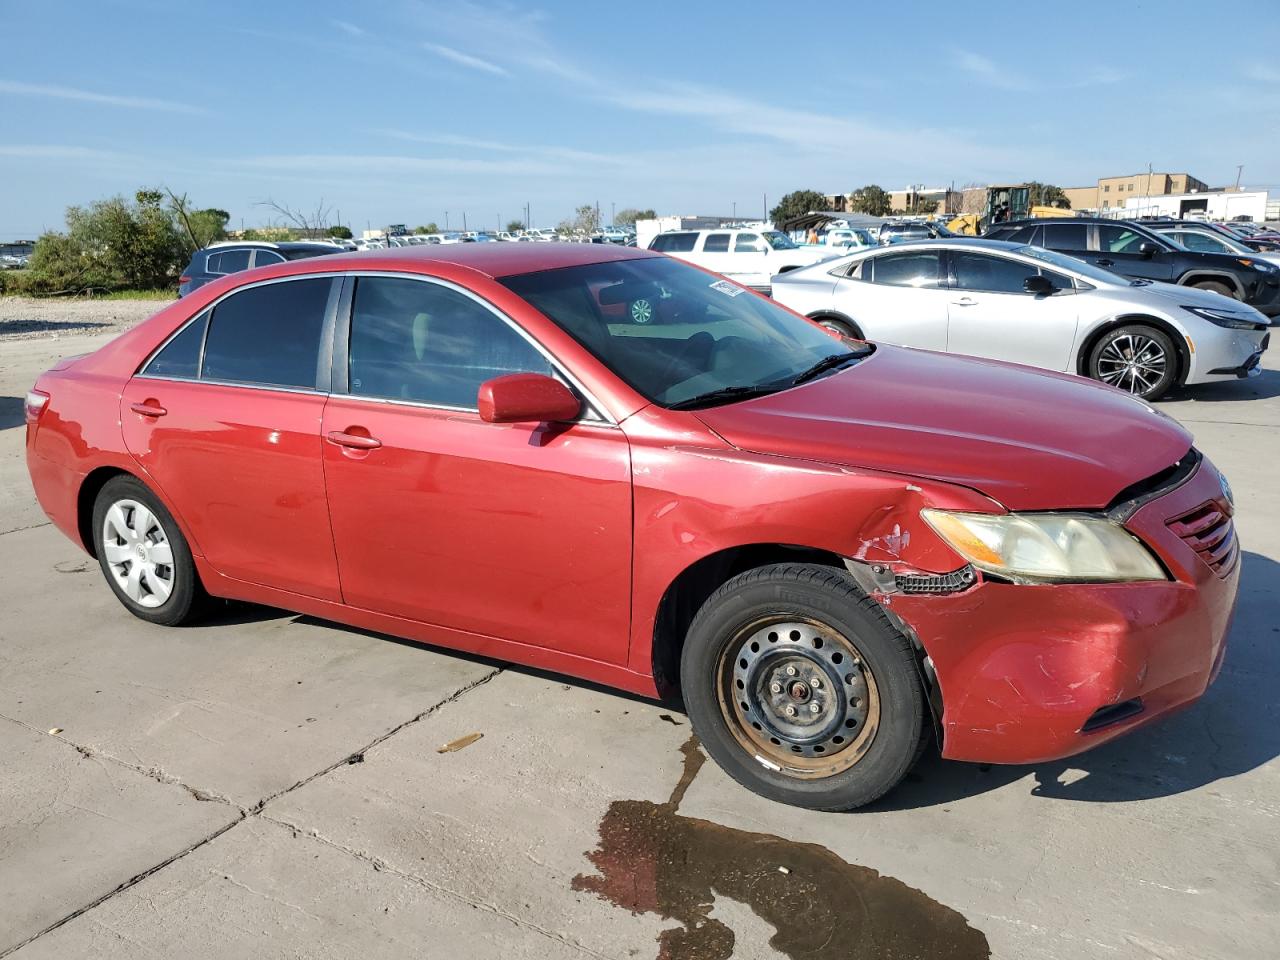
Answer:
[1087, 324, 1177, 400]
[814, 316, 860, 339]
[680, 564, 926, 811]
[92, 475, 206, 626]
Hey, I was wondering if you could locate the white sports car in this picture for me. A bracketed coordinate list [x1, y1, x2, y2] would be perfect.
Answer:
[770, 239, 1271, 400]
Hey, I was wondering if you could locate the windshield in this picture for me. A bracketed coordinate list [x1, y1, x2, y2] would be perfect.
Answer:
[1014, 244, 1125, 285]
[763, 230, 799, 250]
[500, 257, 858, 408]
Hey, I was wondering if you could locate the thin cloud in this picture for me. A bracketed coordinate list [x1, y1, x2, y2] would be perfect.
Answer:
[373, 128, 621, 165]
[0, 79, 202, 114]
[331, 19, 364, 37]
[423, 43, 508, 76]
[951, 50, 1027, 90]
[0, 144, 134, 161]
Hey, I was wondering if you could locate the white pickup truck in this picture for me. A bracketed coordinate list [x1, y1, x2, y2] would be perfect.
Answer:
[646, 228, 836, 293]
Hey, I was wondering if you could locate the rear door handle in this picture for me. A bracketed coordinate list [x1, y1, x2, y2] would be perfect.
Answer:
[129, 401, 167, 418]
[326, 430, 382, 450]
[951, 297, 977, 306]
[1095, 258, 1114, 267]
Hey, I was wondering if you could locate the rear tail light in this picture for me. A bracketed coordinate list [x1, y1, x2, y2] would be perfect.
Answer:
[24, 389, 50, 423]
[179, 275, 191, 284]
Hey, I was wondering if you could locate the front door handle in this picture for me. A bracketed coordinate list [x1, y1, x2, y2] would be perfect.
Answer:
[951, 297, 977, 306]
[130, 400, 167, 418]
[326, 430, 382, 450]
[1095, 258, 1114, 267]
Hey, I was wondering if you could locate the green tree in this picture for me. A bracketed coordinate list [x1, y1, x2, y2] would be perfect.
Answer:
[506, 219, 526, 233]
[327, 225, 353, 239]
[768, 190, 826, 226]
[573, 204, 600, 234]
[1025, 182, 1071, 209]
[165, 189, 229, 254]
[913, 198, 939, 215]
[414, 223, 440, 234]
[849, 185, 891, 217]
[614, 207, 656, 226]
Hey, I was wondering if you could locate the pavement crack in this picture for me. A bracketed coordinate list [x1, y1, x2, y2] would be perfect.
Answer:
[260, 812, 613, 959]
[0, 521, 52, 537]
[249, 666, 503, 814]
[0, 814, 245, 959]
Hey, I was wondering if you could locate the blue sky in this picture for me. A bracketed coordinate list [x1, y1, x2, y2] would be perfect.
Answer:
[2, 0, 1279, 239]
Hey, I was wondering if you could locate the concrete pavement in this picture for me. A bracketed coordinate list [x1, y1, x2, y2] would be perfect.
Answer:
[1, 321, 1277, 959]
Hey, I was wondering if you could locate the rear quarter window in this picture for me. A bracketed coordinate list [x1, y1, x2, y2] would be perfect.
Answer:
[650, 233, 697, 253]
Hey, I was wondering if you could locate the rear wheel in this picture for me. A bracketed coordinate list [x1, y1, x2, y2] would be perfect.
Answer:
[1087, 324, 1177, 400]
[92, 475, 205, 626]
[680, 564, 925, 811]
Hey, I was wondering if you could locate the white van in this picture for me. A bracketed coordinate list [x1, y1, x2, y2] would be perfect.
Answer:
[647, 228, 836, 292]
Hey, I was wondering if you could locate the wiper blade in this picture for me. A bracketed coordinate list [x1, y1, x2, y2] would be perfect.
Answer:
[789, 349, 868, 386]
[667, 384, 781, 411]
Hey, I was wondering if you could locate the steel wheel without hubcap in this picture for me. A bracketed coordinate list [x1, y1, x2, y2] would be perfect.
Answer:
[1095, 332, 1168, 396]
[716, 617, 880, 779]
[101, 498, 175, 608]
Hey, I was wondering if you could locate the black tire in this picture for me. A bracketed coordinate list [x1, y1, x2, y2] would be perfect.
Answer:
[813, 316, 860, 339]
[680, 563, 925, 811]
[91, 475, 206, 626]
[1087, 323, 1178, 400]
[1191, 280, 1238, 300]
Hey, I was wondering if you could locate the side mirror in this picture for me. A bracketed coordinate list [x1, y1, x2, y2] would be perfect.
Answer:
[1023, 274, 1055, 295]
[1138, 241, 1158, 258]
[478, 373, 580, 424]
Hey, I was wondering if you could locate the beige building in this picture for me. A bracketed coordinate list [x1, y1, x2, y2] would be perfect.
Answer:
[1063, 172, 1210, 213]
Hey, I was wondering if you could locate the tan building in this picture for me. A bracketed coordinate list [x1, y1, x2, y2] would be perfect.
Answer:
[1064, 172, 1209, 213]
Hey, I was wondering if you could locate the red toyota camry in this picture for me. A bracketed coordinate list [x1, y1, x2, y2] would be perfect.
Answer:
[24, 243, 1238, 810]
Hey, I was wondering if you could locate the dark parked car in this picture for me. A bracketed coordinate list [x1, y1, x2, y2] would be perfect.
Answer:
[178, 242, 341, 297]
[985, 217, 1280, 316]
[878, 221, 956, 245]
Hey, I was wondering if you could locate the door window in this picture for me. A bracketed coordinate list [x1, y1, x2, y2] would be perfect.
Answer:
[143, 311, 209, 378]
[1040, 223, 1088, 250]
[1001, 224, 1040, 244]
[650, 233, 696, 252]
[1097, 225, 1151, 254]
[951, 253, 1039, 293]
[734, 233, 765, 253]
[347, 277, 552, 409]
[702, 233, 731, 252]
[206, 249, 251, 274]
[1172, 231, 1230, 253]
[866, 251, 942, 287]
[201, 278, 332, 388]
[253, 250, 286, 267]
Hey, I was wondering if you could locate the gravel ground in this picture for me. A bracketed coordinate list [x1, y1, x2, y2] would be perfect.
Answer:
[0, 296, 172, 341]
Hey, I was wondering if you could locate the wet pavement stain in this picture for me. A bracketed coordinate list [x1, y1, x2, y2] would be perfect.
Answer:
[573, 737, 990, 960]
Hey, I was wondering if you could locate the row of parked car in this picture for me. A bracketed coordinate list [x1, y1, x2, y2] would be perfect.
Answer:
[647, 215, 1275, 400]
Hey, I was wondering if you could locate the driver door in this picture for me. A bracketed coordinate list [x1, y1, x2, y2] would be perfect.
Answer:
[1092, 224, 1176, 281]
[320, 275, 634, 663]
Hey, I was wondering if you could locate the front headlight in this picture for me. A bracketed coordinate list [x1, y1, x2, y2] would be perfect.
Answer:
[1181, 304, 1266, 329]
[921, 509, 1166, 583]
[1238, 258, 1278, 273]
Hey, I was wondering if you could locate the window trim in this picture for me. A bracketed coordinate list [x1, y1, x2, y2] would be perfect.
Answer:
[333, 272, 615, 425]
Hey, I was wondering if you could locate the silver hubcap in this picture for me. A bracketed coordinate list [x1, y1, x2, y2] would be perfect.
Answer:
[630, 298, 653, 324]
[1097, 333, 1167, 395]
[102, 499, 175, 608]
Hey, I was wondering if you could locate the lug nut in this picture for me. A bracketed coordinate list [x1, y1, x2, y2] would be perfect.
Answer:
[770, 682, 782, 694]
[809, 702, 820, 714]
[785, 665, 798, 677]
[811, 677, 822, 689]
[785, 705, 797, 717]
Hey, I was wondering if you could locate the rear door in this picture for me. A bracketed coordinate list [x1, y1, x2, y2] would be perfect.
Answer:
[122, 276, 342, 599]
[831, 248, 950, 349]
[944, 250, 1080, 371]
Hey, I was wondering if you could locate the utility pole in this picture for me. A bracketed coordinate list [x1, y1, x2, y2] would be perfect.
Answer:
[1235, 164, 1244, 190]
[611, 201, 615, 226]
[732, 201, 737, 220]
[445, 211, 449, 230]
[763, 193, 767, 223]
[462, 212, 468, 232]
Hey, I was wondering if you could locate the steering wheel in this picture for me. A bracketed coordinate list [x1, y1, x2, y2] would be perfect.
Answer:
[655, 332, 715, 395]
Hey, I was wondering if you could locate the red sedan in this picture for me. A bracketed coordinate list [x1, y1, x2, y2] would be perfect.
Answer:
[24, 243, 1238, 810]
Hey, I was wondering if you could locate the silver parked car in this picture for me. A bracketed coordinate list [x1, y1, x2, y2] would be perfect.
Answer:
[770, 239, 1271, 400]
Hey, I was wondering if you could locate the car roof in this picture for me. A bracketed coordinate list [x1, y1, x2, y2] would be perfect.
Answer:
[251, 240, 658, 280]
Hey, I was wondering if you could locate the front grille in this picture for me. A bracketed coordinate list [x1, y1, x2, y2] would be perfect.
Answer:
[1167, 502, 1237, 577]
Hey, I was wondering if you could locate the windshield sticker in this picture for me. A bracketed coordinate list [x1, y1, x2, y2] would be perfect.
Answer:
[709, 279, 745, 297]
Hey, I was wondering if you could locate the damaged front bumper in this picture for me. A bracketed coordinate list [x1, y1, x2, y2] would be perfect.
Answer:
[881, 457, 1239, 765]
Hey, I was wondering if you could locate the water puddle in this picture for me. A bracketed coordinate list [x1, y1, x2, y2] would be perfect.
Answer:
[573, 736, 990, 959]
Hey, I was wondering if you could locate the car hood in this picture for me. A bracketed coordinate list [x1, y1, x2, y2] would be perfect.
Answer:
[694, 345, 1192, 511]
[1123, 279, 1269, 315]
